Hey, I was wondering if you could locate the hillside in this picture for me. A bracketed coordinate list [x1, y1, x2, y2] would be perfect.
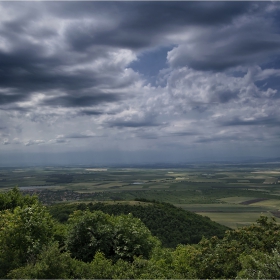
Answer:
[49, 199, 229, 248]
[1, 188, 280, 279]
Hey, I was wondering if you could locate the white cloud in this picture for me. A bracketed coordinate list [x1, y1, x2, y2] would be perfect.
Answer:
[24, 140, 45, 146]
[0, 2, 280, 163]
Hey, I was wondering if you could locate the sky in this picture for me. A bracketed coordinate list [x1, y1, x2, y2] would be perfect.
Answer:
[1, 1, 280, 166]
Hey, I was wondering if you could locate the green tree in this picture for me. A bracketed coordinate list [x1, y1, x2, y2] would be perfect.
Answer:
[171, 244, 201, 278]
[0, 203, 54, 277]
[111, 256, 173, 279]
[181, 216, 280, 279]
[112, 213, 160, 262]
[7, 242, 78, 279]
[0, 187, 38, 211]
[85, 251, 114, 279]
[237, 246, 280, 279]
[66, 210, 114, 262]
[66, 210, 160, 263]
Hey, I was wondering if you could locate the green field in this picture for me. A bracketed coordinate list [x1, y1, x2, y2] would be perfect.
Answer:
[1, 163, 280, 228]
[196, 212, 277, 229]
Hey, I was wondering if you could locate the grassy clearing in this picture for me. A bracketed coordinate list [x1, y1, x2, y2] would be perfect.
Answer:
[176, 203, 266, 212]
[250, 199, 280, 209]
[100, 200, 152, 206]
[251, 171, 280, 174]
[197, 212, 279, 229]
[219, 196, 257, 204]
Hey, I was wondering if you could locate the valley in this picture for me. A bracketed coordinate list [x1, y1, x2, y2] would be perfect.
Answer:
[1, 162, 280, 228]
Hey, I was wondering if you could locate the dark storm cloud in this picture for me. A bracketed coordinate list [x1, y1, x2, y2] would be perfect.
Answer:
[168, 33, 280, 71]
[0, 47, 114, 93]
[0, 93, 27, 105]
[0, 1, 278, 112]
[2, 15, 56, 39]
[63, 2, 253, 52]
[166, 3, 280, 71]
[0, 106, 32, 113]
[42, 94, 120, 108]
[49, 1, 251, 24]
[0, 38, 131, 109]
[207, 89, 239, 104]
[78, 109, 103, 116]
[168, 131, 197, 137]
[0, 2, 136, 109]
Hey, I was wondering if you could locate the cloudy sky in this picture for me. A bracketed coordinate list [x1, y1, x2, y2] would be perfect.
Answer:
[1, 1, 280, 166]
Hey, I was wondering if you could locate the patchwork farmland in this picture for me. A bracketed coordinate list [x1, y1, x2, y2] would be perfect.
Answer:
[1, 162, 280, 228]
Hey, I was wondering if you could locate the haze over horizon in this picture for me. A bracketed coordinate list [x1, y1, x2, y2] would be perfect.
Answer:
[1, 2, 280, 166]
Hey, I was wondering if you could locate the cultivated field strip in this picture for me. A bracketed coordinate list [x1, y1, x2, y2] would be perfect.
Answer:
[1, 163, 280, 228]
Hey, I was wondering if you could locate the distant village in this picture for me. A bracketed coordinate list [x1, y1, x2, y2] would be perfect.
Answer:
[20, 189, 106, 205]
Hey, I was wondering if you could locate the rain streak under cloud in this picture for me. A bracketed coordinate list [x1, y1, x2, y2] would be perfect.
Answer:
[1, 1, 280, 166]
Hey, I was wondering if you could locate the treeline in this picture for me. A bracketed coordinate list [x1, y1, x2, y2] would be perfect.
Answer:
[49, 199, 228, 247]
[1, 188, 280, 278]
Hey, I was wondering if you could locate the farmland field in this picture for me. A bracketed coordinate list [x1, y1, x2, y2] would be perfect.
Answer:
[1, 162, 280, 228]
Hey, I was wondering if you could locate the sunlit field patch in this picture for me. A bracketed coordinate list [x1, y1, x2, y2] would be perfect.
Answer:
[219, 196, 257, 204]
[197, 212, 279, 229]
[249, 199, 280, 209]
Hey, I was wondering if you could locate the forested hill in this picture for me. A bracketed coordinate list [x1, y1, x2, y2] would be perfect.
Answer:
[2, 188, 280, 279]
[49, 199, 229, 248]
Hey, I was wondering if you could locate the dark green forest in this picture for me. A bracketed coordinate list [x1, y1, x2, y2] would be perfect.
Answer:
[49, 199, 228, 248]
[1, 188, 280, 279]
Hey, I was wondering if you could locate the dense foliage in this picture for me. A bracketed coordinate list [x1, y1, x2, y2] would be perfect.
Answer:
[0, 189, 54, 277]
[0, 186, 38, 211]
[1, 188, 280, 279]
[49, 200, 228, 247]
[66, 210, 159, 262]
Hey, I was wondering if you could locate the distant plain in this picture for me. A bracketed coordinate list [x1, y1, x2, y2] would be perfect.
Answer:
[1, 163, 280, 228]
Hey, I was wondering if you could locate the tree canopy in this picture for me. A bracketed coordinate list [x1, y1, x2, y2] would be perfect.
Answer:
[1, 189, 280, 279]
[66, 210, 159, 262]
